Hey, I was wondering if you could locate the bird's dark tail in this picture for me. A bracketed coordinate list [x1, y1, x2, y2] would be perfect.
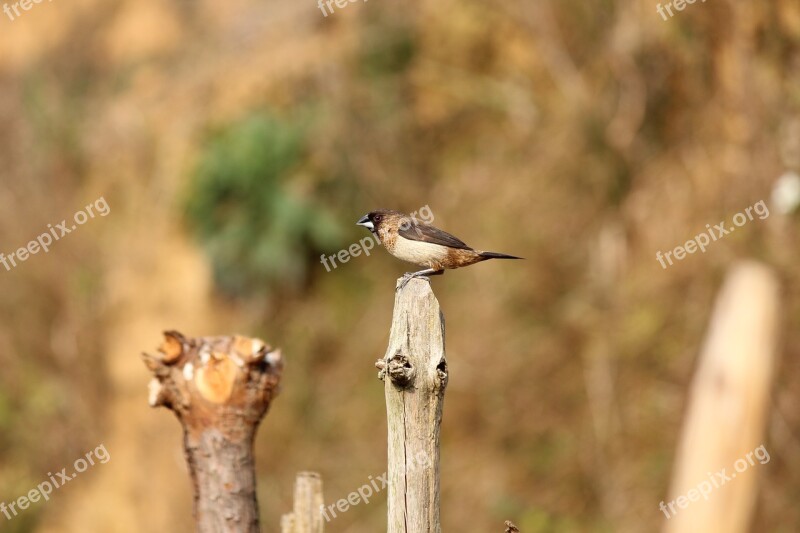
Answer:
[479, 251, 524, 260]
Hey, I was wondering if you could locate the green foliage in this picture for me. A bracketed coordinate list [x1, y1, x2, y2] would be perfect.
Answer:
[358, 21, 417, 78]
[184, 113, 343, 297]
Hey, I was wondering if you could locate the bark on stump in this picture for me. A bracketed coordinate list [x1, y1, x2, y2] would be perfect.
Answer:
[376, 278, 448, 533]
[143, 331, 283, 533]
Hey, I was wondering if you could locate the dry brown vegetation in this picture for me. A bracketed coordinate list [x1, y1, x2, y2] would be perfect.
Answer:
[0, 0, 798, 531]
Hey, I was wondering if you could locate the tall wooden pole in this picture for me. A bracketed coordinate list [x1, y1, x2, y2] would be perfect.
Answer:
[376, 278, 448, 533]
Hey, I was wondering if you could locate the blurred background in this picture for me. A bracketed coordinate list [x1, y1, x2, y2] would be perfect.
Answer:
[0, 0, 798, 531]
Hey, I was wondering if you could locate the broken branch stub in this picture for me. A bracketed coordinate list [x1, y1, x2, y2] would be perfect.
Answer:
[143, 331, 283, 533]
[280, 471, 324, 533]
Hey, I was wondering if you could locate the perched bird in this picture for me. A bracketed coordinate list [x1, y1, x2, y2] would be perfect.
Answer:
[356, 209, 522, 289]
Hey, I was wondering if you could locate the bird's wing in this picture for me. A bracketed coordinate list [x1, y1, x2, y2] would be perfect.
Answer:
[398, 220, 472, 250]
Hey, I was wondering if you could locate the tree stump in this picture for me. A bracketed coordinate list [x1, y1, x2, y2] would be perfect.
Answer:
[376, 278, 448, 533]
[142, 331, 283, 533]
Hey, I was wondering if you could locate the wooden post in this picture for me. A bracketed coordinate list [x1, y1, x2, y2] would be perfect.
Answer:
[375, 278, 448, 533]
[664, 262, 779, 533]
[280, 472, 324, 533]
[142, 331, 283, 533]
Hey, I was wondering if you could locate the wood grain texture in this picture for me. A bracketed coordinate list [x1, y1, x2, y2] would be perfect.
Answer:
[376, 277, 448, 533]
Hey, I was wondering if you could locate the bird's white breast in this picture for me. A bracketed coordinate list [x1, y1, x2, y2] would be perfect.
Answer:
[390, 236, 449, 267]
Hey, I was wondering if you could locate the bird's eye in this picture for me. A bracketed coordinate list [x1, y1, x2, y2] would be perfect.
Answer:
[374, 215, 382, 222]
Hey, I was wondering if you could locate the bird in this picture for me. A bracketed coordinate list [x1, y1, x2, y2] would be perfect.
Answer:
[356, 209, 522, 289]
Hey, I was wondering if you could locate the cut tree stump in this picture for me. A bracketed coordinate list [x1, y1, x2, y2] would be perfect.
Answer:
[376, 278, 448, 533]
[142, 331, 283, 533]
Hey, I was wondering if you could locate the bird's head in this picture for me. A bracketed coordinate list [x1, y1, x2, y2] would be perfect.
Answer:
[356, 209, 401, 234]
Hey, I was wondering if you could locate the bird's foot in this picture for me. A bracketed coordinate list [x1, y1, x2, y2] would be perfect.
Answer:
[397, 272, 429, 291]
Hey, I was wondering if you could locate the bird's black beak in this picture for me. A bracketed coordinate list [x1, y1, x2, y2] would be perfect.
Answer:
[356, 214, 374, 231]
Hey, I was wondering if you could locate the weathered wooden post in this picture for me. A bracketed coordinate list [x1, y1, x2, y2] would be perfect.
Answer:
[664, 261, 779, 533]
[142, 331, 283, 533]
[280, 472, 325, 533]
[376, 278, 448, 533]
